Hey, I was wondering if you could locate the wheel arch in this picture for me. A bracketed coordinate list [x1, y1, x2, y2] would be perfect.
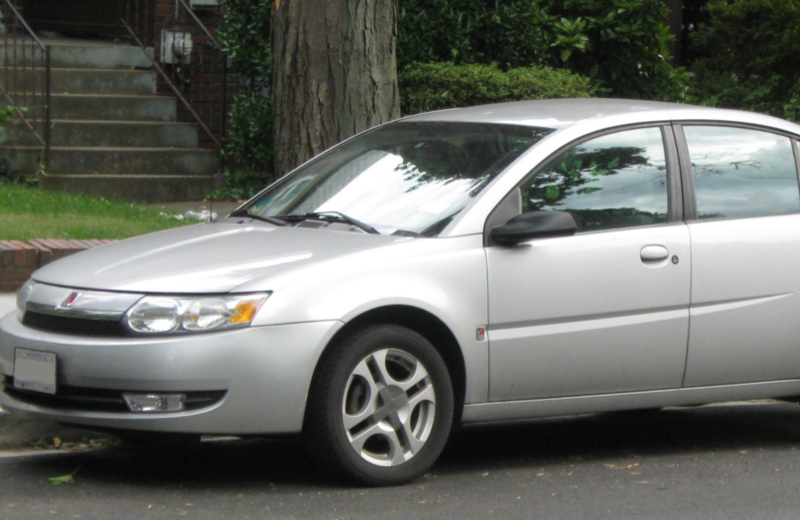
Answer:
[305, 304, 467, 428]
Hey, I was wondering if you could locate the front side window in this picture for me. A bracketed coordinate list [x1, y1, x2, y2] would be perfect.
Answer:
[244, 122, 552, 236]
[684, 126, 800, 220]
[520, 127, 669, 232]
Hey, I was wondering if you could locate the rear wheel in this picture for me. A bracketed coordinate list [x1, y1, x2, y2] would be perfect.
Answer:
[305, 324, 454, 486]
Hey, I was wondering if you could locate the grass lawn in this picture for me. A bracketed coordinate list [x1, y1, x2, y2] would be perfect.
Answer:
[0, 185, 194, 241]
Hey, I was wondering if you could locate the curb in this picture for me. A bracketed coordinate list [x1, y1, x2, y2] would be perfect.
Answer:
[0, 410, 115, 453]
[0, 239, 117, 292]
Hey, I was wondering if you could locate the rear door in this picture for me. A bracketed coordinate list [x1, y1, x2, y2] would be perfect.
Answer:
[678, 124, 800, 386]
[486, 125, 691, 401]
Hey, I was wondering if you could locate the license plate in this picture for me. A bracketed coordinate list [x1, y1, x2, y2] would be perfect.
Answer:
[14, 348, 57, 395]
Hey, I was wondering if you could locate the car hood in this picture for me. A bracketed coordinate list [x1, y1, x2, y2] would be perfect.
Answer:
[32, 220, 404, 293]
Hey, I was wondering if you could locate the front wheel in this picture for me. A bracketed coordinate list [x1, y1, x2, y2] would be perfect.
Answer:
[305, 325, 454, 486]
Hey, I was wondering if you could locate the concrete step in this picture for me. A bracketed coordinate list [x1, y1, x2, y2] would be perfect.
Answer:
[1, 43, 153, 70]
[2, 146, 220, 175]
[7, 68, 157, 95]
[5, 93, 175, 121]
[48, 94, 176, 121]
[41, 174, 222, 203]
[2, 120, 198, 148]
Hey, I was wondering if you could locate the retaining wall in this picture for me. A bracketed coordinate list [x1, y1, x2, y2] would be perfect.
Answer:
[0, 239, 116, 292]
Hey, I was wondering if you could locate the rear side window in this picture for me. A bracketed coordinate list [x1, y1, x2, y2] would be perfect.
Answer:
[684, 126, 800, 220]
[520, 126, 669, 233]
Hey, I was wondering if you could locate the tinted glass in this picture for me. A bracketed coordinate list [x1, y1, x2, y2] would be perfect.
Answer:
[521, 127, 669, 232]
[245, 122, 552, 236]
[684, 126, 800, 220]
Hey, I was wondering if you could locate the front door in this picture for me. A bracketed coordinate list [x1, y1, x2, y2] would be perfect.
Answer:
[486, 125, 691, 401]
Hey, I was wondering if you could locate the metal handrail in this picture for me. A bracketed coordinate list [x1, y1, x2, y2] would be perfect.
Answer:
[174, 0, 228, 149]
[120, 17, 221, 149]
[119, 0, 228, 152]
[177, 0, 222, 51]
[0, 0, 51, 170]
[2, 0, 44, 50]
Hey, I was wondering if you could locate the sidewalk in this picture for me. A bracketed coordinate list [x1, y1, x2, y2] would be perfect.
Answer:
[0, 294, 114, 452]
[147, 200, 242, 220]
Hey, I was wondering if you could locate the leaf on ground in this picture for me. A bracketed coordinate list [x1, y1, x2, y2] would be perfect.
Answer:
[29, 437, 47, 449]
[48, 467, 80, 485]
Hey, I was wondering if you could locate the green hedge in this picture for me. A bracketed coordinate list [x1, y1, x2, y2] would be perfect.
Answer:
[399, 62, 594, 115]
[690, 0, 800, 119]
[398, 0, 688, 101]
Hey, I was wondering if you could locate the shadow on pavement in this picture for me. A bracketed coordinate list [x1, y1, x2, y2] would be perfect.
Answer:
[438, 402, 800, 475]
[10, 402, 800, 489]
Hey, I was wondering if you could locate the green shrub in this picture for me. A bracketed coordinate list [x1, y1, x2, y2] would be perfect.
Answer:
[0, 105, 32, 186]
[223, 88, 272, 177]
[398, 0, 550, 68]
[398, 0, 688, 100]
[214, 0, 274, 199]
[690, 0, 800, 119]
[399, 63, 594, 115]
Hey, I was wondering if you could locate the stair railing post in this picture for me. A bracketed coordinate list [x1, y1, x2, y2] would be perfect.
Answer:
[221, 56, 227, 171]
[0, 0, 47, 154]
[44, 44, 51, 173]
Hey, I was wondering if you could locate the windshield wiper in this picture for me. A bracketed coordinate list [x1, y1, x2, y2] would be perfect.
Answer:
[277, 212, 380, 235]
[315, 211, 380, 234]
[229, 209, 288, 226]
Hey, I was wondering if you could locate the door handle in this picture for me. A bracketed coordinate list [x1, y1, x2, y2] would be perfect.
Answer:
[640, 245, 669, 262]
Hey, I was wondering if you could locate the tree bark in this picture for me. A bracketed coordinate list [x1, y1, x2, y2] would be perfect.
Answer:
[272, 0, 400, 176]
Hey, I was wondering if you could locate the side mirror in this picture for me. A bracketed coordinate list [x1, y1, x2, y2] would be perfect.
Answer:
[490, 211, 577, 246]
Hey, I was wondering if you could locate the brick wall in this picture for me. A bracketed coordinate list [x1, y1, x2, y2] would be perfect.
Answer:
[0, 239, 116, 292]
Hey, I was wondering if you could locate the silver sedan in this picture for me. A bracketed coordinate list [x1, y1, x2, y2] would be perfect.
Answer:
[3, 99, 800, 485]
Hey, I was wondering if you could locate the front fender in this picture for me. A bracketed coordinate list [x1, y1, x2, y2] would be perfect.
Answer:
[241, 234, 489, 404]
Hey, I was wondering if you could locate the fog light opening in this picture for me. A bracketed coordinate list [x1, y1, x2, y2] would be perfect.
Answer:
[123, 393, 186, 413]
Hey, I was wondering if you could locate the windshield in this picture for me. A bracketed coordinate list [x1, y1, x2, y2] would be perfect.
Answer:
[244, 121, 552, 236]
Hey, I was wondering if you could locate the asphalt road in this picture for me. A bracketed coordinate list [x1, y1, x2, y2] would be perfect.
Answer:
[0, 402, 799, 519]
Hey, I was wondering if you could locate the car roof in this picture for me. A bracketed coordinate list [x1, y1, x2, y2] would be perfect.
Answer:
[401, 98, 799, 135]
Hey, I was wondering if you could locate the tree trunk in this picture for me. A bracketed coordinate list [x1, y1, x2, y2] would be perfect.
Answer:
[272, 0, 400, 176]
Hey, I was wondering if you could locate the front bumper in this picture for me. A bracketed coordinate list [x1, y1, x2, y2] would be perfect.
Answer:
[0, 311, 342, 435]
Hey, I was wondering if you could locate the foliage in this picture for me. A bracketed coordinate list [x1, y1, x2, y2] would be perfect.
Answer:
[48, 468, 80, 485]
[690, 0, 800, 120]
[215, 0, 274, 199]
[206, 168, 268, 201]
[399, 62, 594, 114]
[527, 146, 645, 210]
[397, 0, 689, 100]
[217, 0, 271, 87]
[0, 105, 13, 131]
[0, 185, 193, 240]
[0, 105, 30, 186]
[218, 88, 273, 186]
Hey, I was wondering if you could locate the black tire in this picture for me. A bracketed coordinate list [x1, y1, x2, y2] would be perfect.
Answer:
[305, 324, 454, 486]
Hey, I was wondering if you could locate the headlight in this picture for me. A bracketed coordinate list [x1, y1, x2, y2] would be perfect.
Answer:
[123, 293, 270, 334]
[16, 279, 36, 321]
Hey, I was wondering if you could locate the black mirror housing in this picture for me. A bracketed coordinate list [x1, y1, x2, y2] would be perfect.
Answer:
[490, 211, 577, 246]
